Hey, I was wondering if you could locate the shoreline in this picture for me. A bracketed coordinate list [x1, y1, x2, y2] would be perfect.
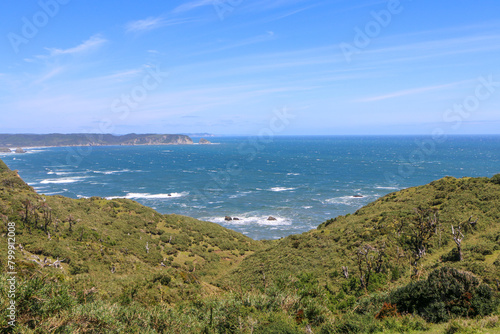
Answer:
[0, 143, 201, 150]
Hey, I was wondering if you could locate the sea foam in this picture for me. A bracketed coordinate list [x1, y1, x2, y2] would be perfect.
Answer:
[208, 215, 292, 226]
[40, 177, 86, 184]
[269, 187, 296, 192]
[106, 192, 189, 200]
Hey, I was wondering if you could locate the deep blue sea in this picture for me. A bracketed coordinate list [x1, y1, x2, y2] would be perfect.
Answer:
[1, 136, 499, 240]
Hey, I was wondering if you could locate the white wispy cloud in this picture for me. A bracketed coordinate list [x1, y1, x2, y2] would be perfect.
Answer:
[126, 17, 164, 32]
[358, 80, 474, 102]
[191, 31, 276, 56]
[264, 4, 318, 22]
[172, 0, 213, 14]
[125, 16, 198, 33]
[45, 35, 107, 57]
[32, 66, 66, 85]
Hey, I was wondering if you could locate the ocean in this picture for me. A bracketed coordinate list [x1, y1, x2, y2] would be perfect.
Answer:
[1, 136, 499, 240]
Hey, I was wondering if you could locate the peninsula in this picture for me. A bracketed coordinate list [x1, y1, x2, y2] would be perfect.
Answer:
[0, 133, 193, 148]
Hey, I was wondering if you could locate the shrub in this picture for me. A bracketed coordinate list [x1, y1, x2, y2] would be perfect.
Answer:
[254, 314, 303, 334]
[152, 274, 171, 286]
[375, 303, 398, 319]
[390, 267, 497, 323]
[491, 173, 500, 185]
[69, 262, 89, 275]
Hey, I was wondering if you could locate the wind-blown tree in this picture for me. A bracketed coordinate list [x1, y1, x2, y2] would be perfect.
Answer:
[398, 207, 439, 277]
[356, 244, 385, 291]
[451, 216, 478, 262]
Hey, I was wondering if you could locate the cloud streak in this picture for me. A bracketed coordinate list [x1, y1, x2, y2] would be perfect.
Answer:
[125, 16, 200, 33]
[172, 0, 213, 14]
[45, 35, 107, 57]
[358, 80, 474, 102]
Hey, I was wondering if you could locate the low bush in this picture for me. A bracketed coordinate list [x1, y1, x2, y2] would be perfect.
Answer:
[390, 267, 497, 323]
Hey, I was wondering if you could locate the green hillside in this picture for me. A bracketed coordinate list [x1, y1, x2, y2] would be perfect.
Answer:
[0, 158, 499, 333]
[232, 176, 500, 290]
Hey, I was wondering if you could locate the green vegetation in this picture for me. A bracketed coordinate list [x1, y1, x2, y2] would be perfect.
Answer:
[0, 159, 499, 333]
[0, 133, 193, 147]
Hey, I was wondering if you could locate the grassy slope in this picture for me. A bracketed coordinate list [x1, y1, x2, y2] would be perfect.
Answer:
[230, 176, 500, 292]
[0, 159, 263, 304]
[1, 157, 499, 333]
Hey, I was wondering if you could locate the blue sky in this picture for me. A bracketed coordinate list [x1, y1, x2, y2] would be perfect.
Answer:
[1, 0, 499, 135]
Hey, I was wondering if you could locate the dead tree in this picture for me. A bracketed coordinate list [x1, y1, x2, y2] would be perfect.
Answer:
[145, 242, 150, 254]
[401, 208, 438, 277]
[451, 225, 464, 261]
[21, 199, 33, 234]
[342, 266, 349, 279]
[356, 244, 384, 291]
[466, 216, 478, 231]
[66, 215, 76, 232]
[41, 203, 52, 234]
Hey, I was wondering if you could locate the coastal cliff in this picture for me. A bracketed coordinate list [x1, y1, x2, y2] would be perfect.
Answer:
[0, 133, 193, 147]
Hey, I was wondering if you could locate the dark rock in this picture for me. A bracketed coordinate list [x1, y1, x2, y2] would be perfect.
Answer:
[15, 148, 26, 154]
[267, 216, 277, 221]
[199, 138, 211, 144]
[233, 217, 240, 220]
[224, 216, 232, 221]
[353, 195, 363, 198]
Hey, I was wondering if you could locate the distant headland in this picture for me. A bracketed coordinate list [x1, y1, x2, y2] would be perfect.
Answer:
[0, 133, 194, 148]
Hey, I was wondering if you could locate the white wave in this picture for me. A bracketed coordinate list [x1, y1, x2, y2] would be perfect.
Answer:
[26, 149, 47, 154]
[375, 186, 400, 190]
[48, 171, 76, 176]
[207, 215, 292, 226]
[93, 169, 131, 175]
[323, 195, 366, 205]
[40, 177, 86, 184]
[287, 173, 300, 176]
[228, 191, 252, 199]
[77, 195, 90, 199]
[44, 191, 66, 195]
[269, 187, 296, 192]
[106, 192, 189, 200]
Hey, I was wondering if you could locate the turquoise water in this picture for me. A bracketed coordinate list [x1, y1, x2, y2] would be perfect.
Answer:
[1, 136, 499, 240]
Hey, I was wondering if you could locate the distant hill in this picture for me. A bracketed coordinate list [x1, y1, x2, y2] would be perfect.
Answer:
[0, 133, 193, 147]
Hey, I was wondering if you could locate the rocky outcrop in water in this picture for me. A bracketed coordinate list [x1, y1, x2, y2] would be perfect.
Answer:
[15, 148, 26, 154]
[0, 147, 11, 153]
[199, 138, 211, 144]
